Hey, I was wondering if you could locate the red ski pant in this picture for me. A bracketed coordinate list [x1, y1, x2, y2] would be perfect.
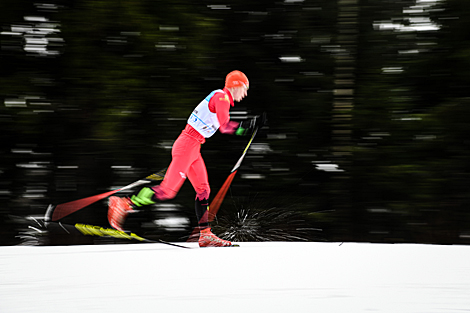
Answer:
[157, 132, 210, 201]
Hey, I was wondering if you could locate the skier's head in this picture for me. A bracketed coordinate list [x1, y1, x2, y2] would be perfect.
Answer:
[225, 70, 249, 102]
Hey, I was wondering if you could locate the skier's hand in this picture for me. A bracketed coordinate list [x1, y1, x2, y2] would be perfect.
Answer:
[235, 112, 267, 136]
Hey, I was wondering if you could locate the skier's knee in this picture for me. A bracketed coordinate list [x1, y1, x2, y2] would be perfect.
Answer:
[153, 186, 175, 201]
[195, 188, 210, 201]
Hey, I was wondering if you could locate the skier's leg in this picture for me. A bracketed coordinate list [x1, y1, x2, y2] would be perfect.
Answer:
[187, 154, 210, 229]
[108, 134, 199, 230]
[131, 134, 200, 206]
[187, 155, 233, 247]
[187, 153, 210, 201]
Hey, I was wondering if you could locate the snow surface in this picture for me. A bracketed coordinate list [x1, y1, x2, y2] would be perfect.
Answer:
[1, 242, 470, 313]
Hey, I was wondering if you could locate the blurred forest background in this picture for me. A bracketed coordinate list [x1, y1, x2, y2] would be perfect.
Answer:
[1, 0, 470, 245]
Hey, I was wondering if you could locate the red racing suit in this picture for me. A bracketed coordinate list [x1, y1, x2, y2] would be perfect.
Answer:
[154, 87, 239, 201]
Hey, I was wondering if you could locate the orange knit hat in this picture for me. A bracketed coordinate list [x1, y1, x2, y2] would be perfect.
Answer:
[225, 70, 249, 89]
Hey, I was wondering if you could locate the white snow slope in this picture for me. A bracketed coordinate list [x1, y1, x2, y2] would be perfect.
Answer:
[1, 242, 470, 313]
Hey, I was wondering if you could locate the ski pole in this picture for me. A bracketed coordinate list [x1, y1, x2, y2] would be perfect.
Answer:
[187, 127, 259, 241]
[209, 127, 259, 221]
[45, 168, 167, 222]
[230, 127, 258, 173]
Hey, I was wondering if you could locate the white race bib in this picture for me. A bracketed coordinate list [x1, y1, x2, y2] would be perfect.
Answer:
[187, 89, 225, 138]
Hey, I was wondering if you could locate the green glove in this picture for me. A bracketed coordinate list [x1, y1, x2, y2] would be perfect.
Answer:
[235, 126, 249, 136]
[130, 187, 157, 207]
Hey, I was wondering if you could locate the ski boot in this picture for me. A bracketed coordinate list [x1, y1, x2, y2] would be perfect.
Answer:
[198, 228, 233, 247]
[107, 196, 135, 231]
[108, 186, 161, 231]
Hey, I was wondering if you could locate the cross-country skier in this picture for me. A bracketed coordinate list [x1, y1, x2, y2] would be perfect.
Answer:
[108, 70, 264, 247]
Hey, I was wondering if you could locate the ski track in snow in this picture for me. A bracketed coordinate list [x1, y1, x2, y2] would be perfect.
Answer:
[1, 242, 470, 313]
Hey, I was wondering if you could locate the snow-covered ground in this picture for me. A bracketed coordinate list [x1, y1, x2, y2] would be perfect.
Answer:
[1, 242, 470, 313]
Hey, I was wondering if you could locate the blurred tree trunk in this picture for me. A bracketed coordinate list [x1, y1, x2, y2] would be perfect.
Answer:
[331, 0, 358, 240]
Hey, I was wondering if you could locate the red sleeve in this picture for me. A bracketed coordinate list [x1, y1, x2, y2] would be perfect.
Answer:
[209, 92, 239, 134]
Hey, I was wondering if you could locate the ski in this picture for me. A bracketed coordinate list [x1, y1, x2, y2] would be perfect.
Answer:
[46, 221, 192, 249]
